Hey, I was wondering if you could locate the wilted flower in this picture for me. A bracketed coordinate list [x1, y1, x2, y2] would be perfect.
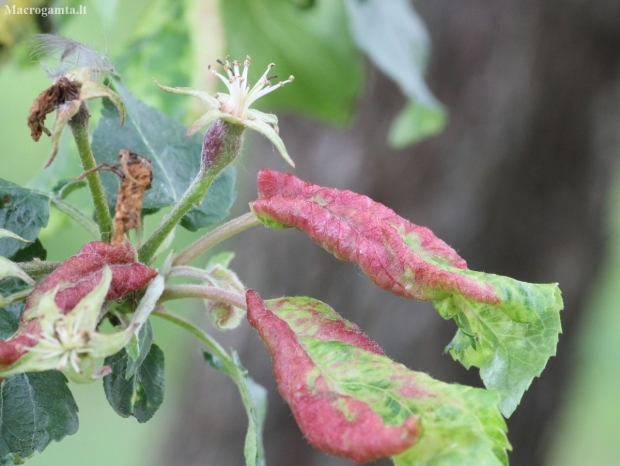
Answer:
[27, 35, 125, 167]
[155, 56, 295, 166]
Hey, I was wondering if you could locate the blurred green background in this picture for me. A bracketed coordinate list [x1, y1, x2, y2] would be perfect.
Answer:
[1, 0, 619, 465]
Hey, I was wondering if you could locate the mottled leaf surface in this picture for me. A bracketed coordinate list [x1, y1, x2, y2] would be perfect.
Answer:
[436, 289, 562, 416]
[103, 343, 165, 423]
[246, 291, 509, 464]
[251, 169, 563, 416]
[0, 371, 78, 462]
[0, 179, 49, 259]
[91, 85, 236, 231]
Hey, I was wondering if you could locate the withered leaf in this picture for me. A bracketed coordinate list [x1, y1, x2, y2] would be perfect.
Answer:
[77, 150, 153, 245]
[27, 76, 81, 142]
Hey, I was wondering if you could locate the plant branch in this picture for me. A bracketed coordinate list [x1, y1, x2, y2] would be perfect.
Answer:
[167, 265, 213, 282]
[68, 104, 113, 242]
[157, 284, 247, 310]
[173, 212, 260, 266]
[18, 260, 61, 278]
[48, 196, 100, 238]
[153, 307, 234, 370]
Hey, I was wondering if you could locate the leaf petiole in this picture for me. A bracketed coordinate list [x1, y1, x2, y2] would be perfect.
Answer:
[157, 284, 246, 310]
[172, 212, 260, 266]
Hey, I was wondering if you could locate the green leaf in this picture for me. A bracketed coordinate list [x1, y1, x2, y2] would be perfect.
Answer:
[91, 85, 236, 231]
[221, 0, 363, 124]
[0, 254, 34, 309]
[103, 343, 165, 423]
[0, 371, 79, 461]
[201, 350, 267, 466]
[125, 321, 154, 380]
[0, 180, 50, 259]
[388, 100, 447, 149]
[0, 230, 31, 244]
[435, 283, 563, 417]
[0, 257, 34, 288]
[344, 0, 446, 146]
[114, 0, 193, 119]
[247, 293, 509, 464]
[8, 239, 46, 263]
[0, 241, 48, 341]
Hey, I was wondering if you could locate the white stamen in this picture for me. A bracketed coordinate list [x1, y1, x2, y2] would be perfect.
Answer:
[214, 57, 293, 120]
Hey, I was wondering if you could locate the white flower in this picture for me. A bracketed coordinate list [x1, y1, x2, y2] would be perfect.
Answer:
[154, 56, 295, 166]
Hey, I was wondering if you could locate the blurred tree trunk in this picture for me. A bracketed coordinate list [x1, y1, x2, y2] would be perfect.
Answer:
[158, 1, 620, 465]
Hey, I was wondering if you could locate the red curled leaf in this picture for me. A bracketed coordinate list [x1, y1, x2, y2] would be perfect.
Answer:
[25, 241, 157, 315]
[246, 290, 419, 463]
[0, 242, 156, 369]
[251, 169, 563, 418]
[0, 322, 38, 366]
[251, 169, 497, 303]
[246, 290, 509, 464]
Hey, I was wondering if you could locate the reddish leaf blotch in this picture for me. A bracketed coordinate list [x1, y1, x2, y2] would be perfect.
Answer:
[25, 241, 157, 315]
[251, 169, 498, 303]
[246, 290, 419, 463]
[0, 241, 156, 368]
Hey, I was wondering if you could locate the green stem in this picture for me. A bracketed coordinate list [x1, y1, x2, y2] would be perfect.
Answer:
[68, 105, 113, 242]
[152, 308, 236, 376]
[173, 212, 260, 266]
[138, 171, 216, 264]
[48, 197, 100, 238]
[153, 307, 264, 465]
[138, 120, 244, 264]
[18, 260, 61, 278]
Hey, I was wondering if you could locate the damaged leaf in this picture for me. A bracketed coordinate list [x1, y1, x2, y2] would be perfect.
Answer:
[24, 240, 157, 314]
[78, 150, 153, 245]
[27, 76, 81, 142]
[246, 291, 509, 465]
[250, 169, 563, 416]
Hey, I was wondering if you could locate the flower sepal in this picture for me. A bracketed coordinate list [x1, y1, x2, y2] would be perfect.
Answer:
[155, 56, 294, 166]
[0, 267, 135, 383]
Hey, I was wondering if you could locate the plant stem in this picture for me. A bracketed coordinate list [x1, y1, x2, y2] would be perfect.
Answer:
[18, 260, 61, 278]
[173, 212, 260, 266]
[153, 308, 234, 369]
[138, 120, 244, 264]
[68, 104, 113, 242]
[48, 197, 100, 238]
[153, 306, 264, 465]
[158, 284, 247, 310]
